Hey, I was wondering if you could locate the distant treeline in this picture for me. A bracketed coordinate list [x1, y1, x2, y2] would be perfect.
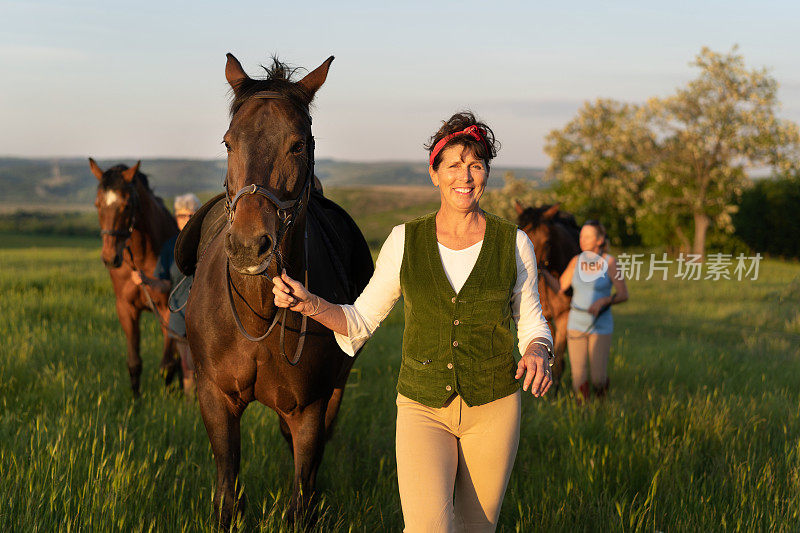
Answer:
[0, 157, 547, 208]
[734, 176, 800, 259]
[0, 211, 98, 237]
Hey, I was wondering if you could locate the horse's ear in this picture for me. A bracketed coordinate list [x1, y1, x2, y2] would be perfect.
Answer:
[225, 53, 250, 93]
[514, 199, 525, 215]
[122, 161, 140, 183]
[543, 203, 560, 220]
[297, 56, 334, 99]
[88, 157, 104, 181]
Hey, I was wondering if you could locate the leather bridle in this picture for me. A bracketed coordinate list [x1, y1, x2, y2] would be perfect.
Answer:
[222, 90, 315, 365]
[223, 91, 315, 268]
[99, 184, 139, 241]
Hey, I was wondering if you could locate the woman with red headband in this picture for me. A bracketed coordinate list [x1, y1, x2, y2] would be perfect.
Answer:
[273, 111, 553, 531]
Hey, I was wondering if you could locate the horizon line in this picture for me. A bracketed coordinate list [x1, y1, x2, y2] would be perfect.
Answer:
[0, 154, 548, 169]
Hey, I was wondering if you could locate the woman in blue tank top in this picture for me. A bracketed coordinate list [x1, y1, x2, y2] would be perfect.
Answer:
[548, 220, 628, 403]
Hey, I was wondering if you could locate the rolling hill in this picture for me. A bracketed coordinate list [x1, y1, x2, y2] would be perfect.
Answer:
[0, 157, 547, 210]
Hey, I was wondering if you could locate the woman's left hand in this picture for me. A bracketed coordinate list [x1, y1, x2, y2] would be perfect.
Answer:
[515, 346, 552, 397]
[587, 297, 609, 316]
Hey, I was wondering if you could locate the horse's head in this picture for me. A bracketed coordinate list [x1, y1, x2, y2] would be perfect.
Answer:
[90, 158, 141, 269]
[222, 53, 333, 276]
[515, 200, 561, 270]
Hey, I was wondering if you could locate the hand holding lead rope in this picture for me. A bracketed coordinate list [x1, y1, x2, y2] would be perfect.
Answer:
[272, 268, 318, 315]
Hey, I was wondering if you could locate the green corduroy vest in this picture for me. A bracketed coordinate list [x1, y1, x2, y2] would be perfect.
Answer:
[398, 211, 519, 408]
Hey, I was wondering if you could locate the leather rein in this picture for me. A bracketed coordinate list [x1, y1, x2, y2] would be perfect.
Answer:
[222, 90, 315, 366]
[99, 183, 188, 340]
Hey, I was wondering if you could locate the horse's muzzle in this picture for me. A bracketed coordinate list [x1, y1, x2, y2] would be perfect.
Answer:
[225, 230, 275, 275]
[103, 254, 123, 269]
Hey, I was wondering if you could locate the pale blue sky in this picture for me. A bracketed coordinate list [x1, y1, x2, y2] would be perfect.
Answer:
[1, 0, 798, 166]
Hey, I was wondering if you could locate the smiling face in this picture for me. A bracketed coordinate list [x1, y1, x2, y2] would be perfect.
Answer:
[579, 224, 604, 253]
[429, 144, 488, 214]
[175, 210, 195, 231]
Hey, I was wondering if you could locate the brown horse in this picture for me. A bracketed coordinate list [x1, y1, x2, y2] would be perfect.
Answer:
[183, 54, 373, 528]
[90, 159, 181, 397]
[515, 201, 580, 391]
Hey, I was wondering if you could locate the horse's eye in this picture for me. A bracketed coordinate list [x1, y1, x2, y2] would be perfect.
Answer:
[290, 140, 305, 154]
[223, 141, 231, 153]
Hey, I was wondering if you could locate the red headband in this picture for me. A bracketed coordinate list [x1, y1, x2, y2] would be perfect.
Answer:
[428, 124, 489, 166]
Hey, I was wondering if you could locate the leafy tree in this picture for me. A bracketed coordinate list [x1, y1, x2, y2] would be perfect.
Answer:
[645, 46, 800, 256]
[545, 47, 800, 255]
[544, 99, 655, 246]
[481, 171, 556, 222]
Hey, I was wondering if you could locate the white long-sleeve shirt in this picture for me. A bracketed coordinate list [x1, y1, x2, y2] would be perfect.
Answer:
[334, 224, 553, 356]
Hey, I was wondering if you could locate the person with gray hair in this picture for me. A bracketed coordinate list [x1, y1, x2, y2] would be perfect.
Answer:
[174, 193, 200, 214]
[131, 193, 199, 396]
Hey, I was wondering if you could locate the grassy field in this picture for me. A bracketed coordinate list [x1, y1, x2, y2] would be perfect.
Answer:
[1, 198, 799, 531]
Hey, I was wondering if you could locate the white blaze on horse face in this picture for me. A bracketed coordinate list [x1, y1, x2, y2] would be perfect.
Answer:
[104, 191, 119, 207]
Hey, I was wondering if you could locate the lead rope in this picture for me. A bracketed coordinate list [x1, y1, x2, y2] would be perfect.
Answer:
[124, 244, 187, 340]
[167, 275, 191, 313]
[225, 259, 310, 364]
[226, 259, 284, 342]
[279, 223, 310, 366]
[224, 212, 311, 366]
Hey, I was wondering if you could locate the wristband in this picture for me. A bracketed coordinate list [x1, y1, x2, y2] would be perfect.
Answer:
[531, 341, 555, 367]
[303, 295, 322, 317]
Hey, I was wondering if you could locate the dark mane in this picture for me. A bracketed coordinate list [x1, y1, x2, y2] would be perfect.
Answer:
[518, 205, 580, 233]
[99, 164, 170, 212]
[517, 206, 544, 230]
[229, 57, 312, 117]
[100, 164, 152, 192]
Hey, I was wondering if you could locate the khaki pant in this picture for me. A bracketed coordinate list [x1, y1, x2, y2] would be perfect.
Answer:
[395, 390, 521, 533]
[566, 330, 612, 389]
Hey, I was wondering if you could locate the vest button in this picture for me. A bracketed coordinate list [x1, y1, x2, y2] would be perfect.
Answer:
[451, 297, 456, 303]
[453, 320, 459, 326]
[452, 341, 458, 347]
[447, 363, 453, 369]
[446, 385, 452, 391]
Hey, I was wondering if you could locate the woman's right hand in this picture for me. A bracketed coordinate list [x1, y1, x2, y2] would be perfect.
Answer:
[272, 269, 315, 314]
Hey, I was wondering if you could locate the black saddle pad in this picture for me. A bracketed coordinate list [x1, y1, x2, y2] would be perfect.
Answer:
[174, 190, 373, 305]
[306, 190, 374, 304]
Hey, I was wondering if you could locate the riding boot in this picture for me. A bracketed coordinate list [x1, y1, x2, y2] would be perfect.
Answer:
[575, 381, 590, 405]
[592, 378, 609, 400]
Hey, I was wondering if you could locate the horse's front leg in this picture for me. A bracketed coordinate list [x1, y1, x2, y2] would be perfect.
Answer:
[324, 354, 354, 439]
[197, 373, 245, 530]
[285, 397, 327, 523]
[116, 299, 142, 398]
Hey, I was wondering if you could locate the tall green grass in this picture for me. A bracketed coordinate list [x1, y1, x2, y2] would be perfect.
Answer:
[1, 230, 799, 531]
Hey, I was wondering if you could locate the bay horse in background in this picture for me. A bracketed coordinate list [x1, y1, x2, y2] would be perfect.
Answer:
[182, 54, 373, 528]
[89, 159, 181, 397]
[515, 201, 580, 392]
